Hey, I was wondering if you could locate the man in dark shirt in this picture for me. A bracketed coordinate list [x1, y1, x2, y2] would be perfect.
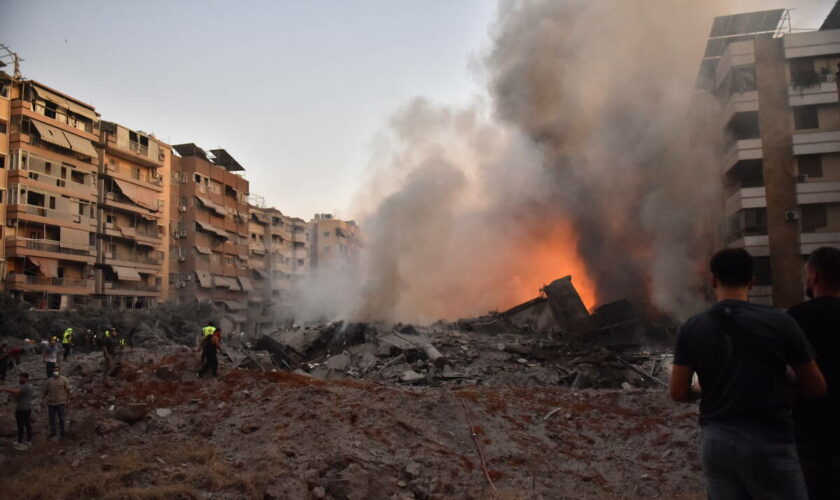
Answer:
[197, 329, 222, 378]
[671, 248, 826, 500]
[788, 246, 840, 500]
[0, 372, 33, 451]
[102, 332, 116, 384]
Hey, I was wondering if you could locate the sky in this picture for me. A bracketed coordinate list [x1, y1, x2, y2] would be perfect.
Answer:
[0, 0, 835, 220]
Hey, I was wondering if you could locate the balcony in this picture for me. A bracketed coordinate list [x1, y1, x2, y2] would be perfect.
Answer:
[9, 168, 96, 199]
[5, 236, 94, 260]
[801, 232, 840, 254]
[103, 163, 165, 193]
[728, 234, 769, 256]
[103, 281, 162, 295]
[720, 91, 759, 126]
[5, 273, 94, 294]
[789, 80, 838, 107]
[796, 181, 840, 204]
[7, 204, 97, 228]
[721, 138, 762, 173]
[792, 130, 840, 156]
[104, 252, 161, 269]
[725, 186, 766, 214]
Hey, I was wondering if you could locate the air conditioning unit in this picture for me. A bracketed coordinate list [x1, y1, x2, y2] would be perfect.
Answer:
[785, 210, 799, 222]
[179, 230, 187, 238]
[173, 232, 181, 239]
[178, 256, 186, 262]
[178, 206, 186, 212]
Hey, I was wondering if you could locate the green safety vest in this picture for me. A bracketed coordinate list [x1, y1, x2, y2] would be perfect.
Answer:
[62, 329, 73, 344]
[202, 326, 216, 337]
[119, 339, 126, 345]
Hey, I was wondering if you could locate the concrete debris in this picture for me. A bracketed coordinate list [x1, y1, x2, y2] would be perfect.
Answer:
[400, 370, 426, 384]
[155, 408, 173, 418]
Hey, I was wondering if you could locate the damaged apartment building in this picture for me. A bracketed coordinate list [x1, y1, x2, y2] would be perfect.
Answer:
[697, 6, 840, 307]
[309, 213, 360, 270]
[169, 143, 252, 332]
[248, 198, 310, 332]
[0, 75, 172, 310]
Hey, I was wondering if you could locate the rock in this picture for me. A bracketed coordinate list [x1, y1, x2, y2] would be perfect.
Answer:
[405, 462, 421, 478]
[96, 418, 128, 435]
[114, 405, 149, 424]
[398, 480, 407, 488]
[312, 486, 326, 499]
[398, 325, 419, 335]
[326, 353, 350, 371]
[400, 370, 426, 384]
[155, 408, 172, 418]
[621, 382, 634, 390]
[240, 423, 260, 434]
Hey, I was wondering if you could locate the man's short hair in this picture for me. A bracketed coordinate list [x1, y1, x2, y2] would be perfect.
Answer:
[20, 372, 29, 379]
[710, 248, 754, 287]
[807, 246, 840, 289]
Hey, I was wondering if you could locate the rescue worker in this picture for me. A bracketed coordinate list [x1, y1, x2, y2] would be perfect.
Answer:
[198, 322, 217, 366]
[197, 328, 222, 378]
[61, 328, 73, 360]
[101, 329, 116, 385]
[84, 329, 94, 354]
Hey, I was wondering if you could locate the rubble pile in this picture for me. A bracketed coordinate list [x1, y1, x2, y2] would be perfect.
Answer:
[250, 277, 675, 390]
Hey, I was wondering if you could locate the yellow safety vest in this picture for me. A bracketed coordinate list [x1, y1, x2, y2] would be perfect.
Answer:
[62, 329, 73, 344]
[202, 326, 216, 337]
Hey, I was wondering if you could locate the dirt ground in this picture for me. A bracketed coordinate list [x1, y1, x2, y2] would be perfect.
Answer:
[0, 346, 704, 499]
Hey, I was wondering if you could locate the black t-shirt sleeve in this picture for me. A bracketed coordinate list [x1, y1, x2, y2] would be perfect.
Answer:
[779, 314, 815, 366]
[673, 322, 694, 366]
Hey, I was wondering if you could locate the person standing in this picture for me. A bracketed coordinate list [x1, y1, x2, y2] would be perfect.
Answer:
[197, 328, 222, 378]
[0, 344, 10, 382]
[0, 372, 34, 451]
[101, 330, 116, 384]
[44, 366, 70, 441]
[43, 338, 59, 379]
[789, 246, 840, 499]
[61, 328, 74, 360]
[1, 372, 34, 450]
[670, 248, 826, 500]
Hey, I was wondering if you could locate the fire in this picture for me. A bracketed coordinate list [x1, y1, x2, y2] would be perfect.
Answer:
[506, 220, 598, 311]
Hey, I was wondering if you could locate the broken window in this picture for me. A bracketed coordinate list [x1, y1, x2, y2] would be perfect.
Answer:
[44, 101, 58, 119]
[790, 58, 820, 88]
[798, 155, 823, 179]
[728, 66, 756, 93]
[801, 204, 828, 232]
[728, 112, 760, 141]
[793, 105, 819, 130]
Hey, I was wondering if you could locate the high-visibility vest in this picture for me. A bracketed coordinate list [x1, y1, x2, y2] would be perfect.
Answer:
[202, 326, 216, 337]
[104, 330, 111, 338]
[119, 339, 126, 346]
[62, 329, 73, 344]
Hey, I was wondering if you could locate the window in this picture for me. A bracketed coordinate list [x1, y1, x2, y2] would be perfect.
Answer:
[194, 174, 201, 183]
[793, 105, 819, 130]
[790, 58, 820, 88]
[44, 101, 57, 119]
[0, 121, 6, 134]
[728, 66, 756, 93]
[0, 190, 4, 203]
[49, 196, 56, 210]
[729, 112, 760, 140]
[798, 155, 822, 178]
[802, 204, 828, 232]
[70, 170, 85, 184]
[0, 154, 5, 169]
[106, 215, 115, 224]
[0, 80, 9, 98]
[323, 231, 330, 237]
[132, 167, 141, 180]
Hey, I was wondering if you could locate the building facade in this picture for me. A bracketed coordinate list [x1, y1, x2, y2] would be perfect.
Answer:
[698, 8, 840, 307]
[169, 144, 252, 331]
[3, 79, 100, 309]
[96, 121, 171, 308]
[309, 213, 360, 271]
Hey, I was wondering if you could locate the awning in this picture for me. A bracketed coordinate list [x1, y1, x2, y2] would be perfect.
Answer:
[28, 257, 58, 278]
[111, 265, 142, 282]
[194, 195, 226, 216]
[194, 245, 212, 255]
[31, 120, 71, 149]
[253, 268, 268, 280]
[195, 271, 212, 288]
[63, 131, 99, 158]
[251, 212, 270, 225]
[251, 246, 265, 255]
[33, 85, 68, 108]
[113, 179, 159, 211]
[224, 300, 247, 311]
[118, 226, 136, 238]
[195, 220, 228, 239]
[59, 227, 90, 248]
[213, 275, 232, 288]
[238, 277, 254, 292]
[228, 278, 242, 291]
[64, 100, 98, 122]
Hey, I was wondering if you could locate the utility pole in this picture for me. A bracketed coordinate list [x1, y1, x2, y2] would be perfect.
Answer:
[0, 43, 24, 80]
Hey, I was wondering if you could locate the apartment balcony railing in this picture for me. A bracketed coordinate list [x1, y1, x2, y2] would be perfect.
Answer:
[6, 273, 93, 290]
[12, 204, 95, 226]
[7, 236, 93, 257]
[106, 253, 161, 266]
[31, 102, 98, 134]
[105, 281, 161, 292]
[20, 170, 95, 196]
[128, 141, 149, 156]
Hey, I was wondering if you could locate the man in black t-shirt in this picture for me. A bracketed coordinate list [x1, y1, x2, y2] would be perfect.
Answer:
[789, 246, 840, 500]
[671, 248, 826, 500]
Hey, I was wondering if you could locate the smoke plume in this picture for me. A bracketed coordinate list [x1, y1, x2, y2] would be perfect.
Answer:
[296, 0, 728, 324]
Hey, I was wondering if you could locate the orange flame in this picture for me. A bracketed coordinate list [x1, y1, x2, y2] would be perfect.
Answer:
[506, 220, 598, 311]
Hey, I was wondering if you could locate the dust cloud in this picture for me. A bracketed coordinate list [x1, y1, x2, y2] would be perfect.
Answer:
[296, 0, 744, 324]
